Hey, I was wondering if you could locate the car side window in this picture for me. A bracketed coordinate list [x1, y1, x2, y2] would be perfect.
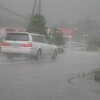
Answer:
[38, 37, 45, 43]
[32, 35, 49, 44]
[32, 35, 44, 43]
[32, 35, 38, 42]
[43, 37, 49, 44]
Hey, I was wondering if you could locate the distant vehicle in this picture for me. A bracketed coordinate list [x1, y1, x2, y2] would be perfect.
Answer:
[1, 32, 58, 60]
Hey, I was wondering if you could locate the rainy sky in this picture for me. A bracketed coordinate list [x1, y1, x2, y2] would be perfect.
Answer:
[0, 0, 100, 26]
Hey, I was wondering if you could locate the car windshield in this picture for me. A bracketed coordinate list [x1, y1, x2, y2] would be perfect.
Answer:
[5, 33, 29, 41]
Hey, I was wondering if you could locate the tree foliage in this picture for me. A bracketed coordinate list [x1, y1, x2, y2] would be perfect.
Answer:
[27, 14, 47, 36]
[49, 27, 65, 46]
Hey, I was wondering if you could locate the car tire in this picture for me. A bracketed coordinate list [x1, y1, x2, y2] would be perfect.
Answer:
[52, 50, 57, 61]
[35, 49, 42, 61]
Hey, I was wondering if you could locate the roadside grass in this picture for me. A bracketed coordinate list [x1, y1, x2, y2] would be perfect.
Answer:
[79, 47, 100, 52]
[90, 68, 100, 81]
[86, 47, 100, 52]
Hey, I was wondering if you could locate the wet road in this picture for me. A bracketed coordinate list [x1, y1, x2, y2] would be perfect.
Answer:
[0, 47, 100, 100]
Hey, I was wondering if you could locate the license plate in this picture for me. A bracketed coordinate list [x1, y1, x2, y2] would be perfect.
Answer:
[12, 44, 19, 47]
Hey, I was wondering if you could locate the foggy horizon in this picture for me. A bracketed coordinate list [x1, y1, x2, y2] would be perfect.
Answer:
[0, 0, 100, 27]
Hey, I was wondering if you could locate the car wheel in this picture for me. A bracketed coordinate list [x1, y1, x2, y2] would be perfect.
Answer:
[35, 49, 42, 61]
[52, 50, 57, 61]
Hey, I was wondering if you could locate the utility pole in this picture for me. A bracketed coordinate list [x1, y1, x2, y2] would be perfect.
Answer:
[31, 0, 41, 18]
[28, 0, 37, 30]
[39, 0, 41, 14]
[30, 0, 41, 22]
[27, 0, 42, 32]
[30, 0, 37, 21]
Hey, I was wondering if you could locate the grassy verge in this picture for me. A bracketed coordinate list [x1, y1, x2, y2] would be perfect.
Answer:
[86, 47, 99, 52]
[91, 68, 100, 81]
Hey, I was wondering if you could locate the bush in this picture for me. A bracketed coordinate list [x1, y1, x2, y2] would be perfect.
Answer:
[92, 68, 100, 81]
[49, 27, 66, 46]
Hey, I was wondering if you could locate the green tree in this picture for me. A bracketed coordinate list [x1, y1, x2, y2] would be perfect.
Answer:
[49, 27, 65, 46]
[27, 13, 47, 36]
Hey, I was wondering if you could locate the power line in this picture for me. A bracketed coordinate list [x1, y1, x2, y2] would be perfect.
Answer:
[0, 4, 27, 20]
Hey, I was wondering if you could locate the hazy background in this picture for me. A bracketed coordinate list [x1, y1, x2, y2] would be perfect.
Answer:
[0, 0, 100, 27]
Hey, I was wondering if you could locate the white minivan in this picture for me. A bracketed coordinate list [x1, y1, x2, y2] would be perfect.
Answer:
[1, 32, 58, 60]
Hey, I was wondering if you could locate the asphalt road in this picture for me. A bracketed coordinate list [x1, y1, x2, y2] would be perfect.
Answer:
[0, 47, 100, 100]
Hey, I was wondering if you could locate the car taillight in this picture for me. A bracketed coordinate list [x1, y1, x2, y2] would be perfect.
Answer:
[22, 43, 32, 47]
[1, 42, 10, 46]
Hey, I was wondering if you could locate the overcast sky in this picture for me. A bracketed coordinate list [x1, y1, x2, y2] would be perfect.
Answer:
[0, 0, 100, 26]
